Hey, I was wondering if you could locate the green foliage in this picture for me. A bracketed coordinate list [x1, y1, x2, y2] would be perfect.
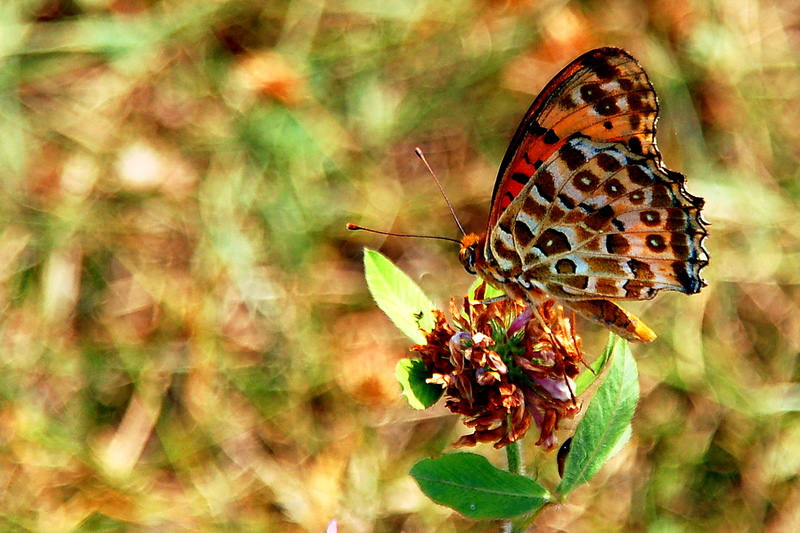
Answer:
[363, 248, 436, 345]
[395, 358, 443, 410]
[410, 453, 550, 519]
[558, 334, 639, 495]
[574, 330, 616, 395]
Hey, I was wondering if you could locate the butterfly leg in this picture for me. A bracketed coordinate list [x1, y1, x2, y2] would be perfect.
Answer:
[471, 295, 509, 305]
[564, 299, 657, 343]
[529, 304, 554, 337]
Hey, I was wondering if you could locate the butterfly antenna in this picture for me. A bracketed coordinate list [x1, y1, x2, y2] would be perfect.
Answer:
[415, 147, 467, 236]
[346, 224, 462, 245]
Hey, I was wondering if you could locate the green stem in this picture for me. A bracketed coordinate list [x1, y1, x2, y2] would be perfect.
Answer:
[505, 439, 523, 475]
[503, 441, 525, 533]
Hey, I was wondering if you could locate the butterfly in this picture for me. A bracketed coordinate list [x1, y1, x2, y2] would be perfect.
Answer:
[458, 47, 708, 342]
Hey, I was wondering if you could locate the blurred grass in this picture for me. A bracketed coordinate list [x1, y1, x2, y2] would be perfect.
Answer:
[2, 0, 800, 531]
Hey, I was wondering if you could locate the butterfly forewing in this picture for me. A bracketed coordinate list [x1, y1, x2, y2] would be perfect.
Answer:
[490, 48, 660, 227]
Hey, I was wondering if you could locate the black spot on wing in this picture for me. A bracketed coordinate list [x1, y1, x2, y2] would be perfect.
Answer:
[628, 136, 643, 155]
[573, 170, 599, 193]
[595, 96, 621, 116]
[664, 208, 690, 231]
[651, 184, 675, 208]
[646, 234, 667, 253]
[670, 232, 690, 260]
[555, 258, 577, 274]
[627, 93, 646, 111]
[629, 190, 646, 205]
[640, 210, 661, 227]
[580, 83, 604, 104]
[560, 142, 587, 170]
[596, 153, 622, 173]
[673, 261, 702, 293]
[534, 170, 556, 202]
[584, 52, 620, 80]
[535, 229, 571, 256]
[628, 258, 654, 280]
[628, 166, 653, 186]
[543, 129, 560, 144]
[584, 205, 615, 231]
[512, 173, 530, 186]
[606, 234, 630, 255]
[527, 120, 547, 136]
[557, 193, 576, 210]
[604, 178, 625, 196]
[514, 220, 536, 248]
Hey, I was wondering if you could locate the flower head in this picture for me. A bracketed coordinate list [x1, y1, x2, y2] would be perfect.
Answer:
[411, 285, 586, 450]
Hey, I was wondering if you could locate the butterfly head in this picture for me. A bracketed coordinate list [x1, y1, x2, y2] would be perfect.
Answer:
[459, 233, 486, 275]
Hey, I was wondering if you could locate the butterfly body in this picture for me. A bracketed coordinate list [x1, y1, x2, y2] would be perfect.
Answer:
[461, 48, 708, 342]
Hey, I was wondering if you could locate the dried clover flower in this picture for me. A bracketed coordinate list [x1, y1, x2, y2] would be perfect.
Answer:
[411, 286, 586, 450]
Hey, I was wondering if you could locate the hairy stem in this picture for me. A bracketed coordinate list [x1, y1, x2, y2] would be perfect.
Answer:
[506, 439, 523, 475]
[503, 441, 525, 533]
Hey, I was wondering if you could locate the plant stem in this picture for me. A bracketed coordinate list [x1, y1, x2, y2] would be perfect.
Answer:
[505, 439, 523, 475]
[503, 441, 525, 533]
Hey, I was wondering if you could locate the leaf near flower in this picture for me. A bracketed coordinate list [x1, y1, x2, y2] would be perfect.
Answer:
[556, 333, 639, 496]
[363, 248, 436, 344]
[573, 330, 616, 395]
[396, 358, 443, 410]
[411, 453, 550, 519]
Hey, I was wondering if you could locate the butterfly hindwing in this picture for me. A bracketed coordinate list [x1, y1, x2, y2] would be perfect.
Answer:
[491, 136, 707, 305]
[563, 299, 657, 343]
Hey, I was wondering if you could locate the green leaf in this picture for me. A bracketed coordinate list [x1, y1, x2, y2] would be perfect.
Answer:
[411, 453, 551, 519]
[574, 332, 617, 395]
[556, 334, 639, 496]
[363, 248, 435, 344]
[395, 359, 443, 410]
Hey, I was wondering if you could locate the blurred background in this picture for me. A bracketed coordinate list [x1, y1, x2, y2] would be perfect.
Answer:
[2, 0, 799, 531]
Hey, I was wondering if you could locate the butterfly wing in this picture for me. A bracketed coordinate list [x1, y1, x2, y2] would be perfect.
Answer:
[489, 48, 660, 229]
[490, 136, 708, 341]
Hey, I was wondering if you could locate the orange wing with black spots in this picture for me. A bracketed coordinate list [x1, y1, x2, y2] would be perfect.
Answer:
[459, 48, 708, 342]
[489, 47, 660, 228]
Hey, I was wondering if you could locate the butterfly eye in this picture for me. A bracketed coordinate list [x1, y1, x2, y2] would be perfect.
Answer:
[463, 245, 478, 274]
[459, 234, 485, 275]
